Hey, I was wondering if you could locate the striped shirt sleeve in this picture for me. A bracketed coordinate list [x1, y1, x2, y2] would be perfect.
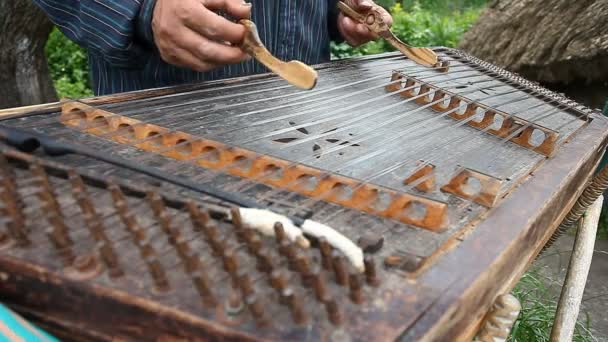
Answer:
[33, 0, 157, 68]
[327, 0, 344, 43]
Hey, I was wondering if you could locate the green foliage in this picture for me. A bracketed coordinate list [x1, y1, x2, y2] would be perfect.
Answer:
[45, 27, 93, 98]
[331, 1, 484, 59]
[508, 269, 593, 341]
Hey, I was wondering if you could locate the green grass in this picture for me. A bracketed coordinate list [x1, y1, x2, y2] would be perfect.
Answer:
[508, 268, 594, 341]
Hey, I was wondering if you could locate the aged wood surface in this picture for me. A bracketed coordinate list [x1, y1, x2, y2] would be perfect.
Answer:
[0, 50, 605, 341]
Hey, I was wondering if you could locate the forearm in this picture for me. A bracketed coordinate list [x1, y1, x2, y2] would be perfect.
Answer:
[33, 0, 157, 68]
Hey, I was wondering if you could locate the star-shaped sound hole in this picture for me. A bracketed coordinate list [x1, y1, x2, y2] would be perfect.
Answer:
[272, 121, 361, 159]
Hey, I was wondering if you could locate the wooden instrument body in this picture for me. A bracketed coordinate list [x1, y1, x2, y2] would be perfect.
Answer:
[0, 48, 606, 341]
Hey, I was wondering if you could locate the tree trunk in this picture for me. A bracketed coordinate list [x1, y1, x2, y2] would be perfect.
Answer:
[458, 0, 608, 108]
[0, 0, 57, 109]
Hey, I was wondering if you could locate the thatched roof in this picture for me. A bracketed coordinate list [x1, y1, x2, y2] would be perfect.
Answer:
[459, 0, 608, 85]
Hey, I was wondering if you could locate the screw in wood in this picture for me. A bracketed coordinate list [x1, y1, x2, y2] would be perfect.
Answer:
[281, 288, 307, 325]
[349, 273, 364, 304]
[364, 256, 380, 286]
[245, 294, 268, 327]
[273, 222, 287, 244]
[311, 266, 328, 302]
[319, 237, 333, 270]
[325, 298, 343, 325]
[270, 269, 288, 292]
[332, 251, 349, 287]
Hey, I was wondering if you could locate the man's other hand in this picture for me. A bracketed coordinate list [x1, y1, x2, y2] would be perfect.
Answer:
[152, 0, 252, 71]
[337, 0, 392, 47]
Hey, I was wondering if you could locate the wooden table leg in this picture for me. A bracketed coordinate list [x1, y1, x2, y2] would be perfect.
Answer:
[550, 195, 603, 341]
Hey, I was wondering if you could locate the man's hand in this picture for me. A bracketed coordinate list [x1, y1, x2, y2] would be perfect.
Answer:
[152, 0, 252, 72]
[337, 0, 392, 47]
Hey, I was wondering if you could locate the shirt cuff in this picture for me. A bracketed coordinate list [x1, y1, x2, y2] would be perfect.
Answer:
[136, 0, 158, 49]
[328, 0, 345, 43]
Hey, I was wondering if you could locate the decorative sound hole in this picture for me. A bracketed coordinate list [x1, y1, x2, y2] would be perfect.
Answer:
[461, 176, 482, 197]
[530, 129, 546, 147]
[231, 155, 251, 171]
[92, 116, 110, 133]
[332, 183, 353, 201]
[117, 123, 136, 141]
[402, 201, 427, 221]
[174, 139, 193, 156]
[200, 146, 220, 163]
[297, 174, 318, 191]
[146, 131, 163, 148]
[372, 190, 392, 212]
[264, 164, 283, 180]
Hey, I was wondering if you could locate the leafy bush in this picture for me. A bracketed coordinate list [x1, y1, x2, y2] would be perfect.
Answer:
[45, 27, 93, 98]
[331, 1, 484, 59]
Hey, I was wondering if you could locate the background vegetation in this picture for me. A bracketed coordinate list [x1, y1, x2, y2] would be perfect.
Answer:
[43, 1, 602, 341]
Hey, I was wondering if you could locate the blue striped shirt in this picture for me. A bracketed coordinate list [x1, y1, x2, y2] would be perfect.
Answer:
[34, 0, 343, 95]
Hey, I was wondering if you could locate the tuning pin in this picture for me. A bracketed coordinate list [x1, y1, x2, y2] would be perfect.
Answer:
[245, 294, 268, 327]
[45, 227, 74, 265]
[319, 238, 332, 270]
[279, 240, 297, 269]
[187, 202, 210, 232]
[273, 222, 287, 243]
[349, 273, 364, 304]
[237, 271, 254, 298]
[97, 241, 123, 278]
[270, 270, 288, 292]
[364, 256, 380, 286]
[245, 233, 262, 254]
[230, 207, 248, 242]
[146, 256, 170, 293]
[311, 267, 328, 302]
[332, 251, 349, 286]
[190, 270, 216, 306]
[255, 248, 274, 273]
[294, 252, 313, 286]
[324, 298, 343, 325]
[222, 249, 239, 279]
[282, 288, 307, 324]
